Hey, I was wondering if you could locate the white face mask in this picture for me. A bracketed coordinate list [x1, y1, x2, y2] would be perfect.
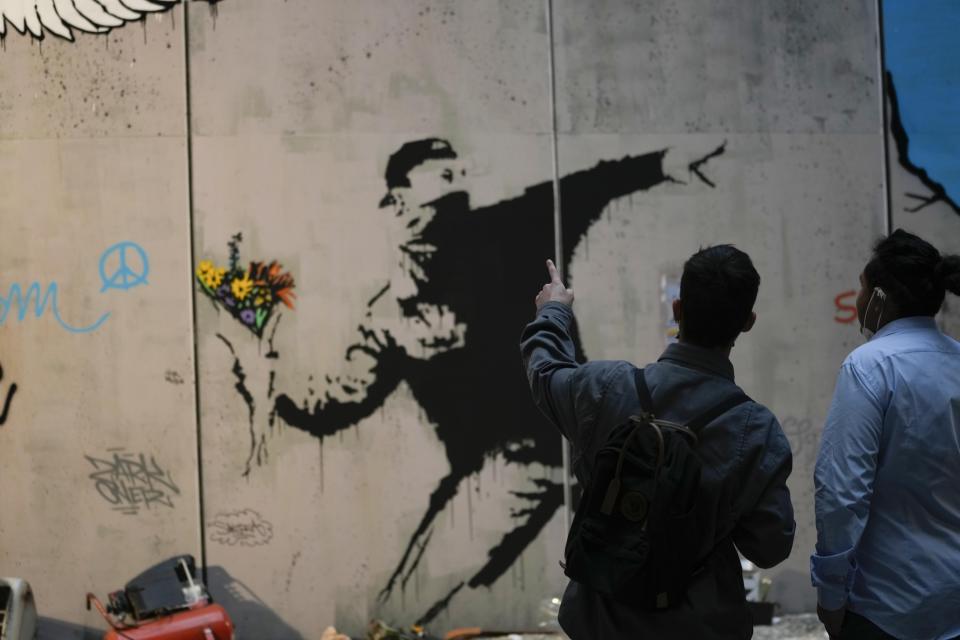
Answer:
[859, 288, 886, 340]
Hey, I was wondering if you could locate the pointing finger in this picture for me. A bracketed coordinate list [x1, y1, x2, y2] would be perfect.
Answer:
[546, 259, 563, 284]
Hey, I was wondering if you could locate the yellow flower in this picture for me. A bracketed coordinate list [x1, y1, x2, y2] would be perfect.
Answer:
[197, 260, 215, 277]
[197, 261, 226, 289]
[231, 273, 254, 300]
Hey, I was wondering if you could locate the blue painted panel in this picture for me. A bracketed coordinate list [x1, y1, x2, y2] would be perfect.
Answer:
[883, 0, 960, 211]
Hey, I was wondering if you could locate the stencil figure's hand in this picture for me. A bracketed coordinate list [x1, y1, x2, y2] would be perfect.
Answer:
[334, 326, 397, 397]
[535, 259, 574, 310]
[366, 299, 466, 361]
[661, 141, 727, 188]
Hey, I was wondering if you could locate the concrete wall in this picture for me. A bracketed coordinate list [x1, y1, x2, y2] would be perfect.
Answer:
[189, 1, 564, 634]
[0, 0, 914, 637]
[555, 0, 883, 612]
[0, 4, 199, 636]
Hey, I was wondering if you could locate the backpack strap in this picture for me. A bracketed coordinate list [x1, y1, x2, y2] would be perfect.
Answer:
[687, 392, 751, 434]
[634, 367, 750, 434]
[633, 368, 655, 415]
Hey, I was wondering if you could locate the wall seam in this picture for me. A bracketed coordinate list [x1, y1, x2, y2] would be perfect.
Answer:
[182, 0, 208, 582]
[545, 0, 572, 532]
[876, 0, 893, 236]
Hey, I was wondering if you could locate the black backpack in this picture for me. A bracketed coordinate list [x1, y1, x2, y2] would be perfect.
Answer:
[562, 367, 749, 610]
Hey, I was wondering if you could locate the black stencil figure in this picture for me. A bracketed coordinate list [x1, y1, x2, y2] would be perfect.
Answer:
[886, 71, 960, 215]
[275, 138, 724, 622]
[0, 362, 17, 426]
[215, 315, 284, 478]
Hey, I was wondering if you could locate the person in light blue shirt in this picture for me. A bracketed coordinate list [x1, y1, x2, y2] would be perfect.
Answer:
[813, 229, 960, 640]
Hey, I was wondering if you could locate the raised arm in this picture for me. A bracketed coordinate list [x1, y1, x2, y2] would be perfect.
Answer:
[520, 262, 615, 452]
[556, 150, 671, 261]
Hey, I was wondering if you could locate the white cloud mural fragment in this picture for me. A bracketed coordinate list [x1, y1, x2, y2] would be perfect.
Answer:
[0, 0, 184, 41]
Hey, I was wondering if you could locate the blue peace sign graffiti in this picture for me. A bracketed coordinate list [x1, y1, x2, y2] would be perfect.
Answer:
[99, 242, 150, 293]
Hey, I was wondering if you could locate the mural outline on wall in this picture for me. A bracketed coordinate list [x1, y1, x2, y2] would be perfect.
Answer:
[0, 0, 221, 42]
[881, 1, 960, 218]
[0, 361, 17, 426]
[235, 137, 728, 623]
[0, 241, 148, 334]
[86, 448, 180, 515]
[886, 72, 960, 216]
[208, 508, 274, 547]
[196, 233, 295, 476]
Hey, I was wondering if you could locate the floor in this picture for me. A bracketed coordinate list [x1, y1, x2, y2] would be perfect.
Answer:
[753, 614, 828, 640]
[533, 614, 827, 640]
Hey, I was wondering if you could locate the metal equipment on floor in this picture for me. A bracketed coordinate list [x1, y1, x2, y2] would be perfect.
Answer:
[87, 556, 235, 640]
[0, 578, 37, 640]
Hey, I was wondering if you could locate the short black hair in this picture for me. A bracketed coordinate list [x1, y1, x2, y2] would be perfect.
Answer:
[864, 228, 960, 317]
[679, 245, 760, 348]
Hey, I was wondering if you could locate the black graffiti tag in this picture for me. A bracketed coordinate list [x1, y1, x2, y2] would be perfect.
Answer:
[208, 509, 274, 547]
[781, 416, 816, 459]
[86, 450, 180, 515]
[0, 362, 16, 426]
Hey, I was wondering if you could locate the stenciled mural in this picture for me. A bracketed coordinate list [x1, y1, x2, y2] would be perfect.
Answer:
[201, 137, 727, 623]
[196, 233, 295, 475]
[0, 0, 889, 633]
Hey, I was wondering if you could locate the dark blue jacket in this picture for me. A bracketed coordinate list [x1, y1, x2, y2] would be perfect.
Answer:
[521, 302, 795, 640]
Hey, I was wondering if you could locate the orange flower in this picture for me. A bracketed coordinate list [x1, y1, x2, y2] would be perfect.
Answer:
[249, 260, 296, 309]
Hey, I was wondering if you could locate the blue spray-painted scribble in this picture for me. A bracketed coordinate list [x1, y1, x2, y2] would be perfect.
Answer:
[0, 241, 148, 334]
[0, 282, 109, 333]
[99, 241, 149, 292]
[883, 0, 960, 212]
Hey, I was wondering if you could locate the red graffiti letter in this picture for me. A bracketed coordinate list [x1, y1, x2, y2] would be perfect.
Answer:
[834, 290, 858, 324]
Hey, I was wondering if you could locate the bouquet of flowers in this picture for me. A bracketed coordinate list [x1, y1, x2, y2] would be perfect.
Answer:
[196, 233, 296, 338]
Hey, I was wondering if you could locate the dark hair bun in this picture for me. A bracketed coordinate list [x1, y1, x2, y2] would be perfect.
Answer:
[936, 255, 960, 295]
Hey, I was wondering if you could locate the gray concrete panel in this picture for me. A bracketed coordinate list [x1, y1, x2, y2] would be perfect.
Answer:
[0, 136, 197, 636]
[0, 6, 197, 635]
[553, 0, 884, 614]
[188, 1, 564, 635]
[553, 0, 879, 135]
